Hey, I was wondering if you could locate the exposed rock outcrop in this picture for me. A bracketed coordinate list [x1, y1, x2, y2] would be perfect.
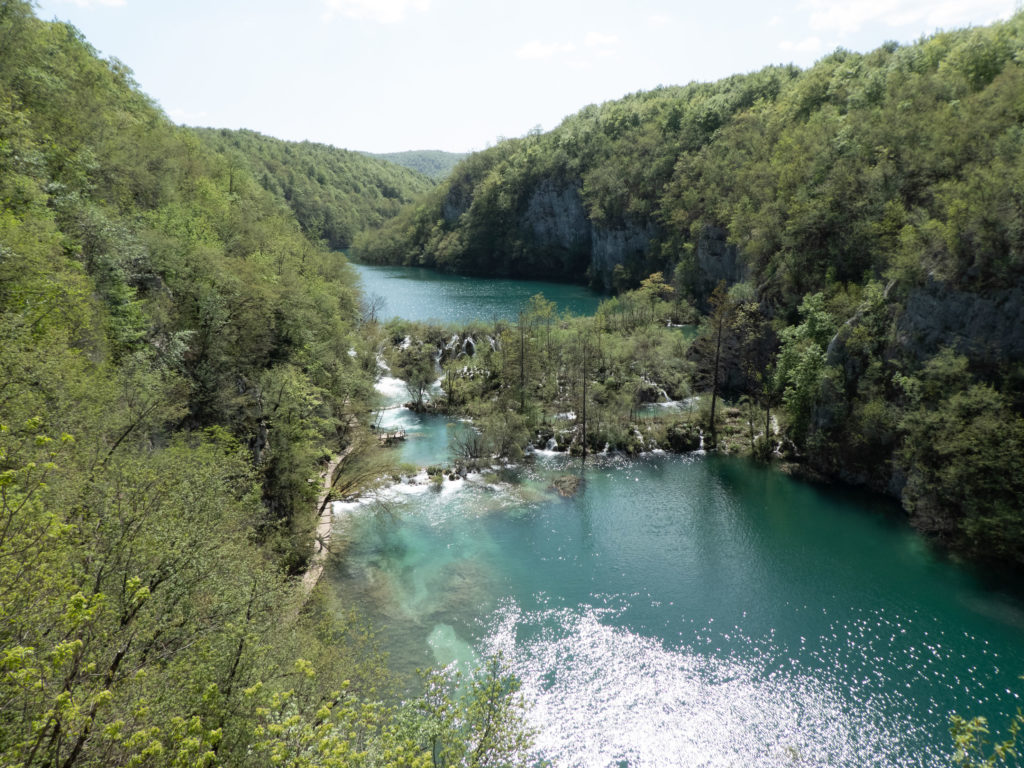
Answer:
[523, 180, 591, 253]
[894, 281, 1024, 368]
[591, 220, 658, 288]
[441, 182, 472, 224]
[693, 226, 746, 305]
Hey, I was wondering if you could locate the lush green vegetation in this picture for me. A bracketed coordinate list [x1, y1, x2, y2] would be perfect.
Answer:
[363, 150, 468, 181]
[359, 15, 1024, 569]
[0, 4, 532, 767]
[194, 128, 434, 251]
[950, 698, 1024, 767]
[377, 284, 696, 461]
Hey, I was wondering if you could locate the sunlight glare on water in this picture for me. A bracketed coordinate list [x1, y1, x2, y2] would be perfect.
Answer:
[482, 600, 934, 768]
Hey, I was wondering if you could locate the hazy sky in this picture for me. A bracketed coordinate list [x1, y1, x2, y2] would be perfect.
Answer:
[34, 0, 1018, 153]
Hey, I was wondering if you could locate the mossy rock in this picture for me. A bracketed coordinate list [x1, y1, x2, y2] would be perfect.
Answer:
[551, 474, 583, 498]
[666, 423, 701, 452]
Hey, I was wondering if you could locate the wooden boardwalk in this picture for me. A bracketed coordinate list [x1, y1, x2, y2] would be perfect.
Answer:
[299, 445, 354, 599]
[378, 429, 406, 445]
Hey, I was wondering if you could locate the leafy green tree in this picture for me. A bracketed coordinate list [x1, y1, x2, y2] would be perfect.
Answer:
[899, 378, 1024, 559]
[775, 293, 838, 447]
[415, 656, 534, 768]
[950, 681, 1024, 768]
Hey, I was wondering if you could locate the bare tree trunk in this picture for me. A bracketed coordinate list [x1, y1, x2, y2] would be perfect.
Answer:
[709, 311, 723, 448]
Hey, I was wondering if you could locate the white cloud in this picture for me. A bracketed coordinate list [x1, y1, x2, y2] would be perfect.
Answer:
[648, 14, 673, 27]
[60, 0, 126, 6]
[804, 0, 1013, 35]
[585, 31, 619, 48]
[515, 32, 619, 64]
[585, 31, 619, 57]
[323, 0, 430, 24]
[779, 35, 824, 53]
[768, 15, 782, 26]
[515, 40, 577, 60]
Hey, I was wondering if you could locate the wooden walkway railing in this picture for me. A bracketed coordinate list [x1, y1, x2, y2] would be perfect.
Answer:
[378, 429, 406, 445]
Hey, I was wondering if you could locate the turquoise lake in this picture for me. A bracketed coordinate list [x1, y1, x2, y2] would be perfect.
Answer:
[328, 268, 1024, 767]
[350, 261, 602, 322]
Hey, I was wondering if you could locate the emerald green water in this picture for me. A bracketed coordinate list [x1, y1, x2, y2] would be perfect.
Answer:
[329, 269, 1024, 766]
[351, 262, 602, 323]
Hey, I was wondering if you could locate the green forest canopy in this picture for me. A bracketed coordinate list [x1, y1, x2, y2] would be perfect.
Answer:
[194, 127, 435, 251]
[2, 0, 1022, 764]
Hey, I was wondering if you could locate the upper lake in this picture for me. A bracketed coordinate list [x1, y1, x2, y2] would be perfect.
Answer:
[350, 261, 602, 323]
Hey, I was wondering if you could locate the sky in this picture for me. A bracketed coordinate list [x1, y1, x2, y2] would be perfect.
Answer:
[34, 0, 1020, 154]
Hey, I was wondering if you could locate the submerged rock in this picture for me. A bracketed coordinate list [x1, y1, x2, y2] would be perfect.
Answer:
[551, 474, 583, 498]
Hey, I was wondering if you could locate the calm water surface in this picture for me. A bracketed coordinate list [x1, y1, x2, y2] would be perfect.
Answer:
[328, 268, 1024, 767]
[351, 262, 602, 323]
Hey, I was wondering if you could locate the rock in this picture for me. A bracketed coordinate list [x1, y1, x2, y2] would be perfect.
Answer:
[665, 423, 701, 452]
[692, 225, 746, 307]
[590, 220, 658, 290]
[520, 180, 660, 290]
[551, 474, 583, 497]
[893, 281, 1024, 367]
[524, 180, 591, 252]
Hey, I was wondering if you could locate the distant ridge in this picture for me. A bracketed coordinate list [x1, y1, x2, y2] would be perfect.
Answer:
[363, 149, 468, 181]
[194, 127, 434, 250]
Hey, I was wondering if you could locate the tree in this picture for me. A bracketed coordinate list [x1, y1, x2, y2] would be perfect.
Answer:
[899, 379, 1024, 559]
[416, 656, 534, 768]
[570, 321, 596, 459]
[396, 342, 438, 410]
[691, 281, 736, 447]
[775, 292, 837, 447]
[639, 271, 675, 324]
[949, 682, 1024, 768]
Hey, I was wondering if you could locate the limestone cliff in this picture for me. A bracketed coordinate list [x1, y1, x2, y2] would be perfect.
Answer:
[523, 180, 591, 253]
[692, 226, 747, 305]
[894, 282, 1024, 369]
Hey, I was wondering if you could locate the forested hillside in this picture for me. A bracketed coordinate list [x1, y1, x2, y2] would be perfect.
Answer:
[0, 4, 530, 766]
[358, 15, 1024, 566]
[194, 127, 434, 250]
[363, 149, 468, 180]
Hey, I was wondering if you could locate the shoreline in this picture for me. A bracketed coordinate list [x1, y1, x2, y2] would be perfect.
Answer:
[300, 444, 354, 597]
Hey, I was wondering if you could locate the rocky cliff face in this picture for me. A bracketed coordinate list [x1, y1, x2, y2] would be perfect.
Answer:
[812, 276, 1024, 505]
[441, 182, 472, 225]
[693, 226, 746, 304]
[590, 221, 659, 287]
[520, 180, 659, 286]
[894, 281, 1024, 369]
[523, 180, 591, 252]
[440, 178, 749, 297]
